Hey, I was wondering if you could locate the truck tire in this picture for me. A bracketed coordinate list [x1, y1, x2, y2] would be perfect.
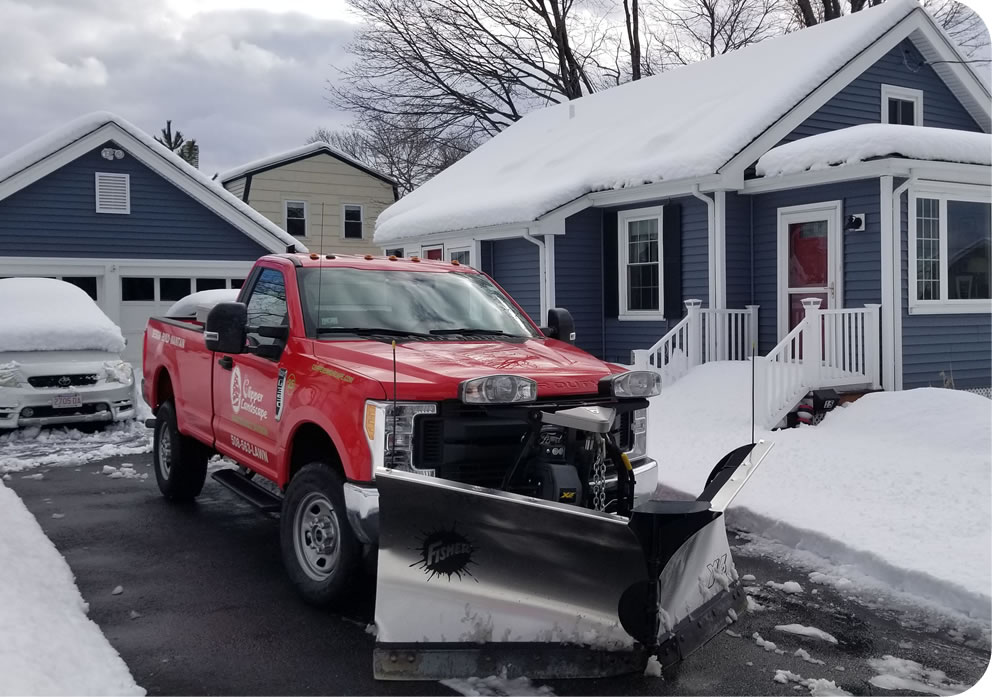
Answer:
[280, 463, 361, 607]
[153, 401, 208, 502]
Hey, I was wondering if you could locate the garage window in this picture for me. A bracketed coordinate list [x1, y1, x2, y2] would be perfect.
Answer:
[195, 278, 226, 291]
[60, 276, 98, 301]
[160, 278, 192, 301]
[122, 277, 155, 301]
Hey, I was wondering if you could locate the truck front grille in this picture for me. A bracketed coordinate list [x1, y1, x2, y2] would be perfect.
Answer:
[28, 374, 99, 388]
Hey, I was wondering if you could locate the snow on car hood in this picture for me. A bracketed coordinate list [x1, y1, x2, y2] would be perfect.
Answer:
[0, 278, 126, 353]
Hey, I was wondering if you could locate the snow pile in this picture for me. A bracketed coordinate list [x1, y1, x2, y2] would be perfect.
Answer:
[0, 481, 144, 694]
[0, 278, 125, 353]
[644, 655, 663, 677]
[756, 124, 992, 177]
[753, 632, 785, 654]
[867, 655, 966, 695]
[375, 0, 917, 242]
[773, 670, 852, 696]
[217, 141, 393, 186]
[0, 112, 304, 253]
[0, 420, 151, 474]
[648, 362, 992, 620]
[441, 674, 554, 696]
[794, 648, 825, 666]
[166, 289, 240, 318]
[775, 624, 838, 644]
[101, 464, 148, 480]
[767, 580, 805, 594]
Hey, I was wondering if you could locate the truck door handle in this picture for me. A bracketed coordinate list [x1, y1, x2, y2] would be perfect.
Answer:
[218, 356, 234, 371]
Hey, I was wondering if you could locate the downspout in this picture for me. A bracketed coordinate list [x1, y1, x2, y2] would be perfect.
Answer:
[888, 174, 916, 392]
[522, 231, 549, 323]
[691, 185, 716, 309]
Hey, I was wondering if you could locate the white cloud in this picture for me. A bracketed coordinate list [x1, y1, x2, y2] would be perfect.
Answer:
[0, 0, 357, 173]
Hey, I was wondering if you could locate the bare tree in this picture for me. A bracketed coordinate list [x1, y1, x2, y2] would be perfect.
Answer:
[623, 0, 644, 79]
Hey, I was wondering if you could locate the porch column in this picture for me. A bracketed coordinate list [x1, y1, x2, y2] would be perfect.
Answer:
[686, 299, 703, 368]
[802, 297, 822, 386]
[746, 305, 760, 356]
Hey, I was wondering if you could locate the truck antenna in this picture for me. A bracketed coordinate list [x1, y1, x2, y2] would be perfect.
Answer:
[392, 340, 398, 464]
[751, 336, 756, 446]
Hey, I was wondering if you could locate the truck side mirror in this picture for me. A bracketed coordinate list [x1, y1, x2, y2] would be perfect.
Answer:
[204, 302, 247, 354]
[543, 308, 576, 344]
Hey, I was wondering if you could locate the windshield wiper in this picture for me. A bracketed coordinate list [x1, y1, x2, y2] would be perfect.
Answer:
[317, 327, 432, 338]
[429, 328, 510, 336]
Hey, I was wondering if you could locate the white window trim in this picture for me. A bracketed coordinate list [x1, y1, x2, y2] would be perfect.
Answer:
[284, 200, 308, 239]
[448, 245, 472, 267]
[383, 247, 404, 258]
[342, 203, 364, 240]
[908, 182, 991, 315]
[420, 244, 444, 260]
[618, 206, 665, 321]
[881, 84, 924, 126]
[94, 172, 130, 214]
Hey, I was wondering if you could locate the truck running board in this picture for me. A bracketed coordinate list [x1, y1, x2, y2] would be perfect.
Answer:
[211, 468, 282, 513]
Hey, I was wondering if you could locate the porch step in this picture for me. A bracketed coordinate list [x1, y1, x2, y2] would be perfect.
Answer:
[211, 468, 282, 513]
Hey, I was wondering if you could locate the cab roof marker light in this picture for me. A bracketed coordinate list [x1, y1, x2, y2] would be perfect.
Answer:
[325, 254, 335, 260]
[451, 259, 460, 266]
[388, 255, 397, 261]
[460, 375, 537, 405]
[309, 253, 319, 260]
[411, 256, 421, 262]
[364, 254, 373, 260]
[598, 371, 661, 398]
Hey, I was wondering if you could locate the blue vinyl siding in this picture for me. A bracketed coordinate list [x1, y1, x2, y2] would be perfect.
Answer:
[487, 237, 541, 320]
[750, 180, 882, 353]
[0, 141, 269, 260]
[897, 190, 991, 390]
[555, 209, 605, 357]
[725, 191, 752, 309]
[782, 40, 982, 144]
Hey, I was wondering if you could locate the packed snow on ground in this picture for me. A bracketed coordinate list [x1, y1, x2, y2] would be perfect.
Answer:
[773, 669, 852, 696]
[441, 674, 555, 696]
[867, 655, 966, 695]
[375, 0, 915, 242]
[0, 419, 150, 474]
[0, 480, 143, 695]
[647, 362, 992, 622]
[0, 278, 125, 353]
[767, 580, 805, 594]
[775, 624, 838, 644]
[756, 124, 992, 177]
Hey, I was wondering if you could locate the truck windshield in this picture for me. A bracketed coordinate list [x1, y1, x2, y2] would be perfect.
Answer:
[297, 268, 539, 338]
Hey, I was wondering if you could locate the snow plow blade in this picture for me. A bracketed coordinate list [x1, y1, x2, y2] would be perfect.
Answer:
[372, 440, 772, 681]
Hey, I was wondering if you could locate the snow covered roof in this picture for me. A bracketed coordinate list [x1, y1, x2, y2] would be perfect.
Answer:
[217, 141, 396, 187]
[374, 0, 979, 244]
[0, 278, 126, 353]
[0, 112, 306, 253]
[756, 124, 992, 177]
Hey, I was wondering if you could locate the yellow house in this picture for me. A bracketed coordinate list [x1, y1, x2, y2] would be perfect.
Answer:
[218, 143, 398, 255]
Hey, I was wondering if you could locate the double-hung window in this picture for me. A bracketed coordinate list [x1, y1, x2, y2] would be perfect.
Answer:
[910, 184, 991, 313]
[619, 206, 664, 318]
[343, 204, 363, 239]
[284, 201, 307, 238]
[881, 84, 923, 126]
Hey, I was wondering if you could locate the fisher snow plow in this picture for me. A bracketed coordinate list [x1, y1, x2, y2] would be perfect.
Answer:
[373, 402, 772, 681]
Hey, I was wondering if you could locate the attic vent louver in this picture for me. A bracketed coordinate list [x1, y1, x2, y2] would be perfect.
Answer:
[95, 172, 130, 214]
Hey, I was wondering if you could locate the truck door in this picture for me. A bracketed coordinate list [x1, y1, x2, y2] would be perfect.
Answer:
[212, 266, 288, 480]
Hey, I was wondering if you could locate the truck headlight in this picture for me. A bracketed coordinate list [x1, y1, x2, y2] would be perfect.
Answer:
[0, 362, 23, 388]
[599, 371, 661, 398]
[459, 375, 537, 404]
[103, 361, 134, 385]
[364, 400, 437, 476]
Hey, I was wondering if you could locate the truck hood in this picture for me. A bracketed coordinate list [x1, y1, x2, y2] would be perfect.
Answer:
[311, 338, 622, 399]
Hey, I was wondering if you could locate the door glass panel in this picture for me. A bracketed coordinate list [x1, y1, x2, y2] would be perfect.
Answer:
[788, 221, 828, 287]
[424, 248, 443, 260]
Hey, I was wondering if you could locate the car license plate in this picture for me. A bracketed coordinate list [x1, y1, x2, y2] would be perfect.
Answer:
[53, 393, 83, 409]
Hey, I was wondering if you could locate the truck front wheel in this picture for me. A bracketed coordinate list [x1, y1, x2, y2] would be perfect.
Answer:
[153, 401, 208, 502]
[280, 463, 361, 606]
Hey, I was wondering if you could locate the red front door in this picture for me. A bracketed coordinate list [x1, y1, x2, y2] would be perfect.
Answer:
[424, 247, 443, 261]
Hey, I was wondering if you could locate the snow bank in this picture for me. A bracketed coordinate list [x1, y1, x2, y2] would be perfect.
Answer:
[217, 141, 393, 186]
[774, 624, 838, 644]
[756, 124, 992, 177]
[867, 655, 965, 695]
[648, 362, 991, 620]
[0, 278, 125, 353]
[0, 112, 304, 253]
[0, 419, 151, 474]
[375, 0, 917, 243]
[0, 481, 143, 695]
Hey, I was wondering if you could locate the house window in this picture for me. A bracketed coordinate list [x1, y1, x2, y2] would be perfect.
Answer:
[160, 278, 192, 301]
[385, 248, 404, 258]
[122, 277, 154, 301]
[95, 172, 130, 214]
[61, 276, 98, 301]
[343, 205, 363, 239]
[284, 201, 307, 238]
[910, 187, 991, 312]
[450, 248, 471, 266]
[881, 84, 923, 126]
[195, 278, 226, 291]
[423, 246, 444, 261]
[619, 207, 664, 317]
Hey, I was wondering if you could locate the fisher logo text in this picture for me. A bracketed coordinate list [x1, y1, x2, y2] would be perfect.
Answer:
[230, 367, 269, 419]
[412, 527, 477, 582]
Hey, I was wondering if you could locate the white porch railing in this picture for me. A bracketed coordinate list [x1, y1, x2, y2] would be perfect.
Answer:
[753, 298, 881, 429]
[631, 300, 759, 386]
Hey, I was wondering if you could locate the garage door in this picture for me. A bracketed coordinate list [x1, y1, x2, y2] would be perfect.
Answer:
[119, 276, 246, 367]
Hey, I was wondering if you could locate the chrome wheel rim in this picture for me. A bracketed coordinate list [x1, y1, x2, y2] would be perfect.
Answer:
[294, 491, 340, 581]
[158, 422, 172, 479]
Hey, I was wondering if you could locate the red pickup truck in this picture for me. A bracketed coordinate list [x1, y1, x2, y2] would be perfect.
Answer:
[142, 253, 660, 606]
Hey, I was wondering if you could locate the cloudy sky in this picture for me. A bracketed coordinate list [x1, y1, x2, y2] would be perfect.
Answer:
[0, 0, 360, 174]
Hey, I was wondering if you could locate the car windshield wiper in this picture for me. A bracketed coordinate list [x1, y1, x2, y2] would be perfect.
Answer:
[429, 328, 509, 336]
[317, 327, 432, 338]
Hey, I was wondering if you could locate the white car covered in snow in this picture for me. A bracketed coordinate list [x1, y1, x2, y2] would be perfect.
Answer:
[0, 278, 135, 429]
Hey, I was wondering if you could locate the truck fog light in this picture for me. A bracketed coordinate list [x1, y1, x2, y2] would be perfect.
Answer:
[599, 371, 661, 398]
[96, 404, 109, 412]
[21, 407, 34, 418]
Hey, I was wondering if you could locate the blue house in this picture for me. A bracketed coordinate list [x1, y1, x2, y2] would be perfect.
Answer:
[0, 113, 305, 363]
[374, 0, 990, 425]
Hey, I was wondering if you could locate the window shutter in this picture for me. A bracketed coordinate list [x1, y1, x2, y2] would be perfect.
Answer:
[603, 212, 619, 317]
[662, 203, 682, 320]
[95, 173, 130, 214]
